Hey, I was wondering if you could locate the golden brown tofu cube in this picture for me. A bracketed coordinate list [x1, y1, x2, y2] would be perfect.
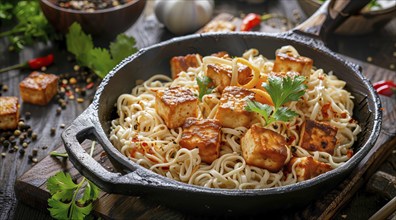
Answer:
[214, 86, 255, 128]
[170, 54, 202, 79]
[179, 118, 222, 164]
[241, 124, 288, 172]
[19, 71, 59, 106]
[206, 64, 252, 93]
[0, 97, 20, 130]
[272, 52, 313, 77]
[287, 157, 332, 181]
[155, 87, 198, 129]
[299, 119, 338, 155]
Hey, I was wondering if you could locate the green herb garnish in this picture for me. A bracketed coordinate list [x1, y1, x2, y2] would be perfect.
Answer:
[246, 75, 307, 126]
[196, 75, 214, 101]
[0, 0, 55, 51]
[47, 141, 100, 220]
[66, 22, 138, 78]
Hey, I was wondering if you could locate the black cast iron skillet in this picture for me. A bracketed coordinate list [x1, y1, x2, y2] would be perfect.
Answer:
[62, 0, 382, 215]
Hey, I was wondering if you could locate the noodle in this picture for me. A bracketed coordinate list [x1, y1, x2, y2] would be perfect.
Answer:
[109, 47, 360, 189]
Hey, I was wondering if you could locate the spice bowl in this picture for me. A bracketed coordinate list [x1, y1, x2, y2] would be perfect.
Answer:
[297, 0, 396, 35]
[40, 0, 146, 40]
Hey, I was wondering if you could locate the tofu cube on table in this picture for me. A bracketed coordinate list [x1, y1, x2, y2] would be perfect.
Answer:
[19, 71, 59, 105]
[155, 86, 198, 129]
[0, 96, 20, 130]
[179, 118, 222, 164]
[241, 124, 288, 172]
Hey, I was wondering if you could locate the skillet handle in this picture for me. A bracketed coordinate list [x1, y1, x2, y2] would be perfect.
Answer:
[294, 0, 371, 41]
[62, 107, 175, 194]
[61, 108, 122, 192]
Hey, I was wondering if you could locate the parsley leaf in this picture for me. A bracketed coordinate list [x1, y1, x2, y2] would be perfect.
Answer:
[66, 22, 138, 78]
[246, 75, 307, 126]
[47, 142, 101, 220]
[196, 76, 214, 101]
[0, 0, 55, 51]
[110, 34, 138, 64]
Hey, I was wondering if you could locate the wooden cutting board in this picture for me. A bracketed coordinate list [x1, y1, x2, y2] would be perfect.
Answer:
[14, 14, 396, 219]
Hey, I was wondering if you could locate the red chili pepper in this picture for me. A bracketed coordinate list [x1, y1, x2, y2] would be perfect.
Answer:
[373, 80, 396, 97]
[240, 13, 262, 31]
[27, 54, 54, 69]
[0, 54, 54, 73]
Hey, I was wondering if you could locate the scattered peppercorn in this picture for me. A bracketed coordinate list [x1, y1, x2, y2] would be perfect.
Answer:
[22, 142, 28, 148]
[50, 127, 56, 136]
[31, 133, 38, 141]
[60, 124, 66, 129]
[2, 85, 8, 92]
[32, 148, 38, 156]
[77, 98, 85, 103]
[1, 152, 6, 157]
[56, 107, 62, 115]
[25, 112, 31, 120]
[32, 157, 38, 163]
[14, 130, 21, 137]
[19, 149, 25, 155]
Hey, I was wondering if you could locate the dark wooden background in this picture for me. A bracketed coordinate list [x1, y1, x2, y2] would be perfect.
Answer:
[1, 0, 396, 219]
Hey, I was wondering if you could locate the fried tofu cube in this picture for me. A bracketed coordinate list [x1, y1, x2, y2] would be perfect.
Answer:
[299, 119, 338, 155]
[155, 87, 198, 129]
[214, 86, 255, 128]
[287, 157, 332, 181]
[170, 54, 202, 79]
[272, 52, 313, 77]
[206, 64, 252, 93]
[241, 124, 288, 172]
[19, 71, 59, 105]
[179, 118, 222, 164]
[0, 97, 20, 130]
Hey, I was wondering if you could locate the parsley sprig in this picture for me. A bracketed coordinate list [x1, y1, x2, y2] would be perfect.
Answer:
[0, 0, 55, 51]
[66, 22, 138, 78]
[196, 75, 214, 101]
[47, 141, 100, 220]
[246, 75, 307, 126]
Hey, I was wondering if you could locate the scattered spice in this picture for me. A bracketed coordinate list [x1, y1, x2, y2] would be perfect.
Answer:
[1, 152, 6, 157]
[50, 127, 56, 136]
[25, 112, 31, 120]
[55, 0, 131, 12]
[32, 148, 38, 156]
[367, 56, 373, 62]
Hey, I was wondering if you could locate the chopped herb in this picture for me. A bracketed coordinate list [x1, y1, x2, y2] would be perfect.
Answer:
[246, 75, 307, 126]
[47, 141, 100, 219]
[196, 75, 214, 101]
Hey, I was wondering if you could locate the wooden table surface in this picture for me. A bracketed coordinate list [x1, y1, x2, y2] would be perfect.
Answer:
[1, 1, 396, 219]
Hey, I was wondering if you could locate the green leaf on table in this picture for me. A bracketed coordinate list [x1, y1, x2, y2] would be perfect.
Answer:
[66, 22, 138, 79]
[79, 180, 100, 204]
[47, 172, 78, 201]
[110, 34, 138, 64]
[66, 22, 94, 64]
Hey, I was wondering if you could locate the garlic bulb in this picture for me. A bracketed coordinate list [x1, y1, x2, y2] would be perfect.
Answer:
[154, 0, 214, 35]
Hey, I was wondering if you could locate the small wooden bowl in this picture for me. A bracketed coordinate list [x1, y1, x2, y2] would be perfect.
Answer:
[40, 0, 146, 40]
[298, 0, 396, 35]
